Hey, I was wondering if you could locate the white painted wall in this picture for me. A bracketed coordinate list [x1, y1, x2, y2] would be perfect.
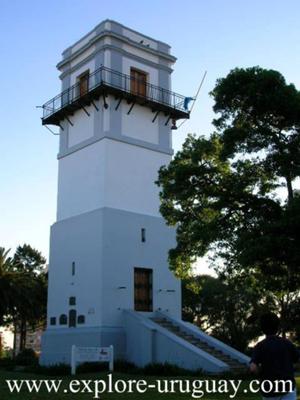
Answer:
[68, 105, 95, 147]
[121, 103, 159, 144]
[56, 139, 170, 221]
[57, 140, 106, 221]
[104, 139, 169, 215]
[47, 214, 103, 328]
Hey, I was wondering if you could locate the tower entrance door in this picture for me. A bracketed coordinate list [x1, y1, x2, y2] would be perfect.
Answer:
[134, 268, 153, 312]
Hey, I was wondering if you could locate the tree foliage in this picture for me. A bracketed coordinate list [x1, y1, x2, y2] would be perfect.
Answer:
[212, 66, 300, 201]
[157, 67, 300, 338]
[0, 245, 47, 353]
[0, 248, 18, 325]
[183, 274, 275, 351]
[12, 244, 47, 351]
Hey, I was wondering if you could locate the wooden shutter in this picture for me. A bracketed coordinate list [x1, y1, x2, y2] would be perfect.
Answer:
[130, 68, 147, 97]
[79, 72, 89, 96]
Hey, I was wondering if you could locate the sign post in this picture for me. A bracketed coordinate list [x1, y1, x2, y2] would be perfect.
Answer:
[71, 345, 76, 375]
[71, 345, 114, 375]
[109, 345, 114, 372]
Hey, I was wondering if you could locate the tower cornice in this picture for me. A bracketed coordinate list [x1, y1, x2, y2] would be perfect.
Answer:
[57, 30, 177, 72]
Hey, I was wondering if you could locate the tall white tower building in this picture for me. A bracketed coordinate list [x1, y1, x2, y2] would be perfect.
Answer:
[41, 20, 249, 372]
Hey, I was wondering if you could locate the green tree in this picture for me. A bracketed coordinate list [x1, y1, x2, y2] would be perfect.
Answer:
[157, 134, 233, 278]
[0, 247, 17, 325]
[212, 67, 300, 334]
[183, 273, 274, 351]
[12, 245, 47, 352]
[212, 66, 300, 204]
[157, 67, 300, 335]
[0, 245, 47, 354]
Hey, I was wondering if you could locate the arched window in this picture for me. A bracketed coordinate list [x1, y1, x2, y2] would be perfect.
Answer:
[69, 309, 77, 328]
[59, 314, 67, 325]
[69, 296, 76, 306]
[78, 315, 85, 324]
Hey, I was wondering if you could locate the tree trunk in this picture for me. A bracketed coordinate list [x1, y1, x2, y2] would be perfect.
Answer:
[286, 175, 293, 204]
[13, 322, 17, 357]
[279, 297, 289, 339]
[23, 323, 27, 351]
[19, 320, 27, 352]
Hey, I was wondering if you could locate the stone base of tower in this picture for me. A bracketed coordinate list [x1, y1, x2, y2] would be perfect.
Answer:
[40, 326, 126, 366]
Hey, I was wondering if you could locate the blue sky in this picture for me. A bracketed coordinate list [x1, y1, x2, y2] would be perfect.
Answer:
[0, 0, 300, 262]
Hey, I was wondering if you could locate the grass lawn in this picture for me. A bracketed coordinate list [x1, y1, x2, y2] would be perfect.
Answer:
[0, 370, 299, 399]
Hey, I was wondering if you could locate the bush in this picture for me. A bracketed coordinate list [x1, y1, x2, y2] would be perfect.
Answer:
[28, 363, 70, 376]
[1, 346, 13, 359]
[15, 349, 38, 366]
[77, 362, 109, 373]
[142, 362, 203, 377]
[115, 359, 140, 373]
[0, 357, 16, 370]
[76, 359, 140, 374]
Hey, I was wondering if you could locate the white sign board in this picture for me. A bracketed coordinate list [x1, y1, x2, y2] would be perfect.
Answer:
[71, 345, 114, 375]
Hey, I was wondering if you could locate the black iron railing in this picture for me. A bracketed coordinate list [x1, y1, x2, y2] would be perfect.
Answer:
[42, 66, 188, 120]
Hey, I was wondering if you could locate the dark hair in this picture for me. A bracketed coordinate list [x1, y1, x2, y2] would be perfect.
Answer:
[260, 313, 280, 335]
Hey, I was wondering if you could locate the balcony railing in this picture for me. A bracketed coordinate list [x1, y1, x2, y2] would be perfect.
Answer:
[42, 66, 189, 125]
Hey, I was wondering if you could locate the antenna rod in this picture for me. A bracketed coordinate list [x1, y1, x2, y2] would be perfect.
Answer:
[177, 71, 207, 130]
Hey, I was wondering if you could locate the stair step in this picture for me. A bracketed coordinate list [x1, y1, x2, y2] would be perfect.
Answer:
[151, 317, 247, 371]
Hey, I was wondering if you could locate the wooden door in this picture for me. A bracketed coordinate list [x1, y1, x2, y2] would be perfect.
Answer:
[134, 268, 153, 311]
[130, 68, 147, 97]
[79, 72, 89, 96]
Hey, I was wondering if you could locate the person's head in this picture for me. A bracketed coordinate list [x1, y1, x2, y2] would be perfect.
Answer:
[260, 313, 280, 335]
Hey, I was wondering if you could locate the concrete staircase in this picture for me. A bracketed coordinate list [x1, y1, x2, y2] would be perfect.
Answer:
[151, 316, 248, 374]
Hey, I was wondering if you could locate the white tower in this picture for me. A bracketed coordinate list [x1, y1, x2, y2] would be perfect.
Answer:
[40, 20, 189, 365]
